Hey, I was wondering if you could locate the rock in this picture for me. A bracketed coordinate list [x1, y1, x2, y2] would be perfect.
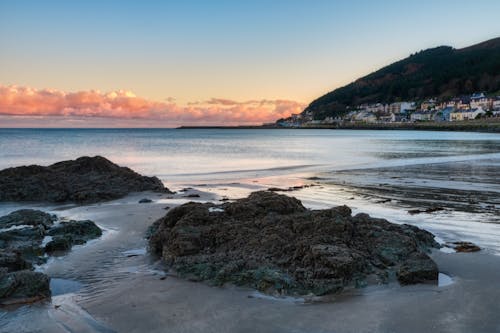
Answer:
[183, 194, 200, 198]
[408, 207, 445, 215]
[0, 209, 56, 229]
[0, 270, 50, 303]
[0, 210, 102, 305]
[149, 191, 439, 296]
[0, 156, 172, 203]
[48, 220, 102, 245]
[447, 241, 481, 253]
[267, 187, 291, 192]
[44, 236, 72, 253]
[0, 250, 31, 272]
[139, 198, 153, 203]
[397, 253, 439, 284]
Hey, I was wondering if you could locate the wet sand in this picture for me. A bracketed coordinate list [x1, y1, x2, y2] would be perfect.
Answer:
[81, 251, 500, 333]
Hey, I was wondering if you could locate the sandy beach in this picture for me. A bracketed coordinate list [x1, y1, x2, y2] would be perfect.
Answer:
[1, 178, 499, 333]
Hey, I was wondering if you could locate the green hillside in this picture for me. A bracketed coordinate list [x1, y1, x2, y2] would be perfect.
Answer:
[304, 37, 500, 120]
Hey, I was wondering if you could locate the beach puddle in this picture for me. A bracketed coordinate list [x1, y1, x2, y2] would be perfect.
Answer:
[122, 247, 147, 257]
[247, 291, 306, 304]
[50, 278, 83, 296]
[438, 273, 454, 287]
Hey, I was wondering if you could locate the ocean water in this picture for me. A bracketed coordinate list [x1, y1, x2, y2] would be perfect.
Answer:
[1, 128, 499, 184]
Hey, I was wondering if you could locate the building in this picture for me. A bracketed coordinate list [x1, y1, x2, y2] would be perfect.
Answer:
[378, 113, 396, 123]
[420, 98, 437, 111]
[360, 103, 387, 113]
[434, 107, 455, 122]
[470, 92, 491, 110]
[354, 111, 377, 123]
[388, 102, 415, 114]
[449, 107, 486, 121]
[410, 111, 433, 122]
[492, 96, 500, 111]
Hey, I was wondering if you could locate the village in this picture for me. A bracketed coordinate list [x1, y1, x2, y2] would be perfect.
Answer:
[278, 92, 500, 127]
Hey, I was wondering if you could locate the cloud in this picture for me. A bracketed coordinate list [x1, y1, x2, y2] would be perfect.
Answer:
[0, 84, 305, 127]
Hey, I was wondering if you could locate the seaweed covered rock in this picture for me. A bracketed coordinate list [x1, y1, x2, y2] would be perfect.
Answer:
[0, 209, 103, 304]
[0, 270, 50, 304]
[0, 209, 56, 229]
[48, 220, 102, 245]
[0, 156, 171, 203]
[149, 191, 439, 296]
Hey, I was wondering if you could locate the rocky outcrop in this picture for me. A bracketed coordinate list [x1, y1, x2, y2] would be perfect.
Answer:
[0, 156, 171, 203]
[0, 270, 50, 305]
[0, 209, 102, 304]
[149, 191, 439, 296]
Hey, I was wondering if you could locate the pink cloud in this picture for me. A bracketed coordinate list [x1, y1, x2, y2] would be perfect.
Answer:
[0, 84, 305, 127]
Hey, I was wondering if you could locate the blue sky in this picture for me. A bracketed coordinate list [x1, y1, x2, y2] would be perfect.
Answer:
[0, 0, 499, 126]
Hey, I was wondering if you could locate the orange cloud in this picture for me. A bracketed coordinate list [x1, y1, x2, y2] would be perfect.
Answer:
[0, 85, 305, 127]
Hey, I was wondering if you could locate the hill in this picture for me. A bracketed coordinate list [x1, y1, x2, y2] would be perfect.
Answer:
[304, 37, 500, 120]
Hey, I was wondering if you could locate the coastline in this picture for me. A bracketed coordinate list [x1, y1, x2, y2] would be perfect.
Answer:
[177, 118, 500, 133]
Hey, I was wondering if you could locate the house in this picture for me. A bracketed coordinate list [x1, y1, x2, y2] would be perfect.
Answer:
[492, 96, 500, 111]
[388, 102, 415, 114]
[410, 111, 433, 122]
[449, 107, 486, 121]
[378, 113, 396, 123]
[470, 92, 491, 110]
[434, 107, 455, 122]
[354, 111, 377, 123]
[393, 113, 408, 122]
[365, 103, 387, 113]
[420, 98, 437, 111]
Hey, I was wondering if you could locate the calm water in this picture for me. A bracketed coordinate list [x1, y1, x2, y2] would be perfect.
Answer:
[1, 128, 499, 184]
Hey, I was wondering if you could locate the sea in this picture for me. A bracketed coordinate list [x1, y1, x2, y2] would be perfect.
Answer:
[0, 128, 499, 183]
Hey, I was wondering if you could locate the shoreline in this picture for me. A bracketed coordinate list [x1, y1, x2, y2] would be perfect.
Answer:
[177, 118, 500, 133]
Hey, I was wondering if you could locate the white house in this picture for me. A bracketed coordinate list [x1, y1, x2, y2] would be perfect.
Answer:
[354, 111, 377, 123]
[492, 97, 500, 110]
[365, 103, 387, 113]
[410, 111, 433, 122]
[449, 107, 486, 121]
[470, 93, 491, 110]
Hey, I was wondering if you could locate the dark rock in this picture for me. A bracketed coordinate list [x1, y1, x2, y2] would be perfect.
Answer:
[0, 270, 50, 303]
[397, 253, 439, 284]
[44, 236, 72, 253]
[0, 209, 56, 229]
[0, 210, 102, 305]
[447, 241, 481, 253]
[139, 198, 153, 203]
[48, 220, 102, 245]
[0, 250, 31, 272]
[267, 187, 291, 192]
[0, 156, 172, 203]
[408, 207, 445, 215]
[183, 194, 200, 198]
[149, 191, 439, 296]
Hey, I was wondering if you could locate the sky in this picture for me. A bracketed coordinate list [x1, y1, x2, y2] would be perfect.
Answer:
[1, 0, 499, 127]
